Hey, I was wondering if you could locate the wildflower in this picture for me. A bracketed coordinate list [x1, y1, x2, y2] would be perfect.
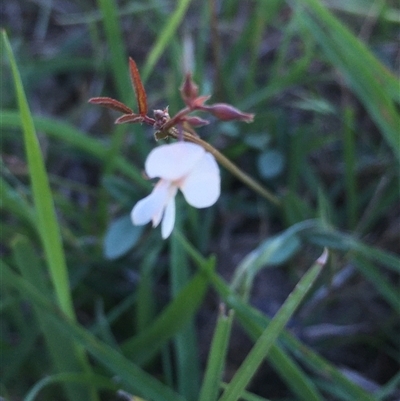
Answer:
[131, 142, 220, 239]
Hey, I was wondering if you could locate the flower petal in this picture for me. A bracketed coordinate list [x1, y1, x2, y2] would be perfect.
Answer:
[161, 196, 176, 239]
[180, 153, 220, 208]
[131, 180, 170, 227]
[145, 142, 205, 180]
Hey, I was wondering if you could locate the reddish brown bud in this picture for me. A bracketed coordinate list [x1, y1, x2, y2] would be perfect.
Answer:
[183, 116, 210, 127]
[115, 114, 144, 124]
[180, 73, 198, 107]
[201, 103, 254, 123]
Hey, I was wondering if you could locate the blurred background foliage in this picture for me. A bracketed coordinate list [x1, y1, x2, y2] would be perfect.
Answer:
[1, 0, 399, 400]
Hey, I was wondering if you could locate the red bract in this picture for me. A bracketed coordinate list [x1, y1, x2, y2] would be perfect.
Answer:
[129, 57, 148, 116]
[200, 103, 254, 123]
[88, 97, 133, 114]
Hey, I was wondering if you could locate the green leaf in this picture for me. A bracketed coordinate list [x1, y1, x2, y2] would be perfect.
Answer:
[3, 31, 96, 401]
[104, 214, 143, 259]
[176, 232, 324, 401]
[170, 223, 201, 400]
[218, 252, 326, 401]
[3, 30, 74, 318]
[142, 0, 193, 82]
[121, 267, 211, 365]
[257, 149, 285, 179]
[199, 309, 234, 401]
[206, 269, 374, 401]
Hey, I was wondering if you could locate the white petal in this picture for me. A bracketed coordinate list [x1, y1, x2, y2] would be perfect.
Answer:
[145, 142, 205, 180]
[180, 153, 220, 208]
[131, 180, 170, 227]
[161, 196, 176, 239]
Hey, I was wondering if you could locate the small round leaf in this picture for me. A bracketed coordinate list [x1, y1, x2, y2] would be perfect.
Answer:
[104, 215, 143, 260]
[257, 149, 285, 179]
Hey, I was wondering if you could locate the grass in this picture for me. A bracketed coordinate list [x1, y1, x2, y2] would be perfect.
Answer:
[1, 0, 399, 400]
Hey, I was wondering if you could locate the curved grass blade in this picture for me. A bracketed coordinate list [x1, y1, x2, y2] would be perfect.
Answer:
[24, 373, 118, 401]
[170, 223, 201, 400]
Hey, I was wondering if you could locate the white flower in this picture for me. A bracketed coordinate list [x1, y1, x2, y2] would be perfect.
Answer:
[131, 142, 220, 239]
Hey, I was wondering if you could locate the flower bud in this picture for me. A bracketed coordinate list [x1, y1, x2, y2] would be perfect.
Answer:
[201, 103, 254, 123]
[180, 73, 199, 107]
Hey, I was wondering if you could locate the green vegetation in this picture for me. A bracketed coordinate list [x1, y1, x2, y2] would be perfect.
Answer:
[1, 0, 399, 400]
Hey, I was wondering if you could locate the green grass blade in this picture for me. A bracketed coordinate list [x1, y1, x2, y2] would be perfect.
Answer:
[342, 106, 357, 229]
[1, 261, 187, 401]
[352, 254, 400, 314]
[199, 308, 234, 401]
[121, 269, 210, 364]
[3, 30, 74, 320]
[294, 0, 400, 162]
[24, 373, 118, 401]
[170, 220, 201, 400]
[176, 232, 324, 401]
[218, 252, 326, 401]
[142, 0, 193, 82]
[207, 271, 376, 401]
[3, 31, 97, 401]
[96, 0, 131, 105]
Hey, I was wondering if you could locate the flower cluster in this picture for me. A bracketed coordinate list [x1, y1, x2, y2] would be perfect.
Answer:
[89, 58, 254, 238]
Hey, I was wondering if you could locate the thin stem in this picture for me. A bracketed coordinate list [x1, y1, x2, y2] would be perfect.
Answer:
[168, 130, 281, 206]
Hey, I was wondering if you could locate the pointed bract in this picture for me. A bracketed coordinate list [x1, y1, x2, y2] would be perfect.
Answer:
[129, 57, 148, 116]
[115, 114, 144, 124]
[88, 97, 133, 114]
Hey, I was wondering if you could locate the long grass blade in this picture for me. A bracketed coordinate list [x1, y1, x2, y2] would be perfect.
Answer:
[142, 0, 193, 82]
[218, 251, 327, 401]
[170, 219, 201, 400]
[3, 30, 74, 320]
[294, 0, 400, 162]
[199, 307, 234, 401]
